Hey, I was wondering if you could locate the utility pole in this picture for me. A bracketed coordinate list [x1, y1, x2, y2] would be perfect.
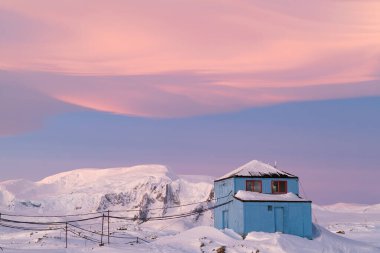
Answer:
[65, 222, 68, 248]
[107, 210, 110, 244]
[100, 213, 105, 246]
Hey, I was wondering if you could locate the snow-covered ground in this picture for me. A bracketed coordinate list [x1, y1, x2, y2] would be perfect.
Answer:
[314, 203, 380, 248]
[0, 164, 379, 253]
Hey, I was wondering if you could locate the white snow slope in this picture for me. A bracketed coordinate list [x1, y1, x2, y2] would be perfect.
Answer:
[0, 164, 379, 253]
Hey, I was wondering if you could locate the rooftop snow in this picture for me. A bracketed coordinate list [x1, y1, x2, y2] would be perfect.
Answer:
[216, 160, 297, 181]
[234, 190, 309, 202]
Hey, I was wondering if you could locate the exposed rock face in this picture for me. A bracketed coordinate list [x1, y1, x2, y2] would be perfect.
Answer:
[97, 192, 133, 210]
[164, 184, 181, 206]
[96, 181, 187, 220]
[20, 200, 42, 208]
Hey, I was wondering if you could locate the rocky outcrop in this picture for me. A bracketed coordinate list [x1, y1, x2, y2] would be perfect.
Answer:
[96, 179, 212, 222]
[96, 179, 186, 221]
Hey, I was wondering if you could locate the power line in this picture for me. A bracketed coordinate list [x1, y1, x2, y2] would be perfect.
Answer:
[0, 215, 104, 225]
[0, 192, 231, 219]
[68, 228, 101, 244]
[110, 199, 232, 222]
[0, 223, 63, 231]
[68, 223, 139, 240]
[0, 198, 231, 230]
[0, 200, 231, 227]
[0, 193, 233, 249]
[0, 211, 103, 218]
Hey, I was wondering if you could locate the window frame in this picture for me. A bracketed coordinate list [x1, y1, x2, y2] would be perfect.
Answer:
[245, 180, 262, 193]
[271, 180, 288, 194]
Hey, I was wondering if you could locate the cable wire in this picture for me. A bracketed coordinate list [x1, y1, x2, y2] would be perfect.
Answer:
[0, 191, 231, 219]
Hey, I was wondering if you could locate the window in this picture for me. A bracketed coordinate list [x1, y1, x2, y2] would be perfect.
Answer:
[246, 180, 262, 192]
[268, 205, 273, 211]
[272, 180, 287, 194]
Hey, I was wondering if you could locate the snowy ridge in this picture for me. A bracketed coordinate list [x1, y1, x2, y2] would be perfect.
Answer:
[218, 160, 296, 180]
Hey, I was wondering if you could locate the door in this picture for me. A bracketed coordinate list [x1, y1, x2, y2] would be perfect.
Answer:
[222, 210, 229, 229]
[274, 207, 284, 233]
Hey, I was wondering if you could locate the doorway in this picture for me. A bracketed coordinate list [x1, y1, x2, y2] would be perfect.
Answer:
[274, 207, 284, 232]
[222, 210, 229, 229]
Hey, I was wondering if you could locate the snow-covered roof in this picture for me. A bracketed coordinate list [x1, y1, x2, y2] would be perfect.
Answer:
[234, 190, 310, 202]
[216, 160, 297, 181]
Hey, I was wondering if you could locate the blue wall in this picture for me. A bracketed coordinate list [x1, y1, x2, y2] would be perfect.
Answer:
[214, 197, 312, 239]
[214, 199, 245, 235]
[215, 178, 235, 200]
[234, 177, 299, 195]
[214, 178, 235, 232]
[243, 201, 312, 239]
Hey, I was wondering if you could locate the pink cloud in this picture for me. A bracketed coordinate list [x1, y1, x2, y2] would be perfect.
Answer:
[1, 71, 379, 120]
[0, 0, 379, 132]
[0, 1, 379, 77]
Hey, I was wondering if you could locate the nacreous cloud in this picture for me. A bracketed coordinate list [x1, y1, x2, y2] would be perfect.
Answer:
[0, 0, 379, 134]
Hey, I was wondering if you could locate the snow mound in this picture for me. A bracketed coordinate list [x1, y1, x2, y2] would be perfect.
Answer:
[246, 224, 379, 253]
[154, 226, 238, 252]
[153, 225, 380, 253]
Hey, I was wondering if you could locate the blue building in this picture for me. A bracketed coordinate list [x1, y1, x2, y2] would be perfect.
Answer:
[214, 160, 312, 239]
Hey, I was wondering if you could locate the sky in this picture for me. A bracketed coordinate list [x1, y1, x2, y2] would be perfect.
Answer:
[0, 0, 379, 204]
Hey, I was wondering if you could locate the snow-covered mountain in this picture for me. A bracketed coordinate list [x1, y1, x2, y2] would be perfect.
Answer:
[0, 165, 214, 219]
[0, 164, 379, 253]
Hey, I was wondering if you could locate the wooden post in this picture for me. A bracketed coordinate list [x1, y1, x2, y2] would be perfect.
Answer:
[65, 222, 68, 248]
[107, 210, 110, 244]
[100, 213, 105, 246]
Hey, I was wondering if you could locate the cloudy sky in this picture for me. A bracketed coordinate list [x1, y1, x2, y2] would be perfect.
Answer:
[0, 0, 379, 204]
